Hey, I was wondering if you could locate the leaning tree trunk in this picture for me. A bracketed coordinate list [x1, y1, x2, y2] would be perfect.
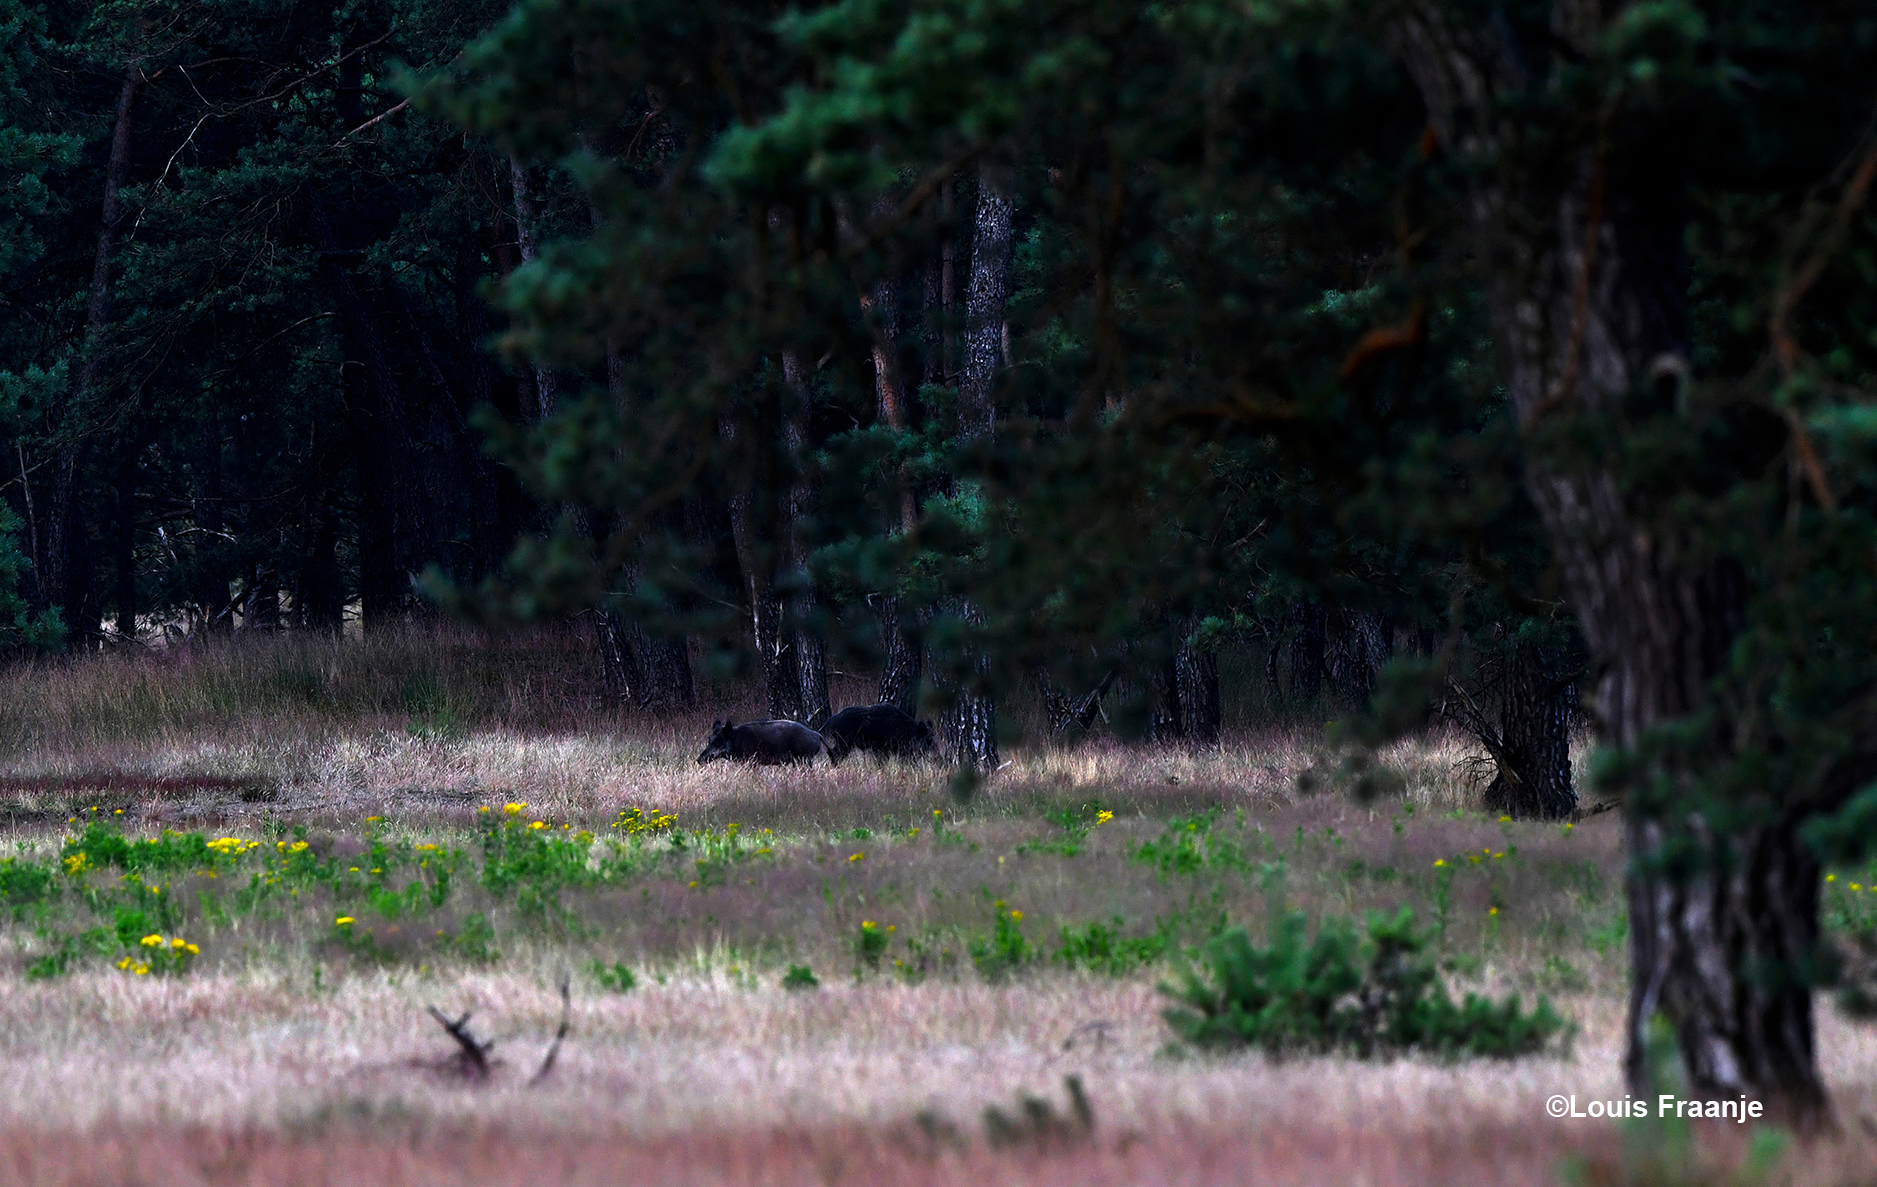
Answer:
[1394, 0, 1826, 1124]
[938, 167, 1011, 768]
[45, 61, 143, 642]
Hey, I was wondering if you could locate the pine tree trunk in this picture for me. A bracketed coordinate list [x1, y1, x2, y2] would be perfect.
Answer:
[594, 607, 644, 711]
[1174, 618, 1221, 745]
[1326, 609, 1390, 710]
[724, 416, 803, 721]
[297, 511, 344, 631]
[307, 195, 427, 628]
[46, 61, 143, 643]
[192, 415, 228, 632]
[939, 167, 1011, 767]
[878, 598, 924, 714]
[1394, 1, 1827, 1123]
[111, 449, 136, 641]
[1290, 603, 1326, 706]
[1481, 635, 1577, 819]
[868, 258, 924, 714]
[510, 158, 558, 420]
[782, 354, 829, 728]
[1627, 815, 1825, 1120]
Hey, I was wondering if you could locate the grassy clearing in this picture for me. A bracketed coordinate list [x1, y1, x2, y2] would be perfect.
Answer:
[2, 629, 1877, 1184]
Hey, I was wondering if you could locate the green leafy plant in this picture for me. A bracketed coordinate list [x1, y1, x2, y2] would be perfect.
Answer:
[590, 960, 637, 992]
[782, 963, 820, 990]
[1162, 906, 1569, 1059]
[1056, 916, 1172, 976]
[969, 901, 1032, 980]
[855, 919, 890, 971]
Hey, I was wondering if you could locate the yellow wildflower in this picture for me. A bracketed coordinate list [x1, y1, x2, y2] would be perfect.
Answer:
[1489, 906, 1500, 916]
[1096, 810, 1114, 825]
[1828, 873, 1837, 882]
[335, 916, 355, 926]
[1009, 910, 1023, 922]
[1498, 815, 1511, 823]
[529, 821, 547, 831]
[1434, 859, 1447, 867]
[848, 852, 864, 862]
[140, 934, 163, 948]
[289, 841, 308, 853]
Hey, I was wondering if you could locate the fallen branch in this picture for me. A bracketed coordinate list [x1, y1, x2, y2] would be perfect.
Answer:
[1055, 669, 1120, 735]
[426, 1004, 495, 1079]
[530, 977, 573, 1085]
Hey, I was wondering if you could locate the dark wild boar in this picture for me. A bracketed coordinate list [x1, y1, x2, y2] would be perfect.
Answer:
[696, 719, 826, 765]
[820, 704, 940, 765]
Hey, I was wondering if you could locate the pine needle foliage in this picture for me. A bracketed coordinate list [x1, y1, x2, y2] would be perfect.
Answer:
[1162, 906, 1569, 1060]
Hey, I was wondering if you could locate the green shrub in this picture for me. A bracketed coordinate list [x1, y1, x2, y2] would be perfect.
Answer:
[590, 960, 637, 992]
[0, 856, 56, 911]
[478, 806, 595, 896]
[854, 919, 890, 971]
[1056, 917, 1171, 976]
[969, 901, 1032, 980]
[782, 963, 820, 990]
[1161, 906, 1569, 1059]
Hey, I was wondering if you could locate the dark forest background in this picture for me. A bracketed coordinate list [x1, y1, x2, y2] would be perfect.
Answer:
[6, 0, 1877, 1122]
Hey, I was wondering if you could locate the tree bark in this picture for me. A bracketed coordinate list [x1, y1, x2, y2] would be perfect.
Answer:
[958, 173, 1011, 442]
[938, 168, 1011, 768]
[1392, 0, 1826, 1123]
[724, 418, 802, 721]
[1290, 602, 1326, 707]
[306, 194, 429, 628]
[782, 353, 830, 728]
[297, 509, 344, 631]
[111, 449, 136, 641]
[1326, 609, 1390, 710]
[866, 261, 924, 713]
[1479, 633, 1578, 819]
[510, 158, 558, 421]
[1174, 616, 1221, 745]
[191, 414, 228, 631]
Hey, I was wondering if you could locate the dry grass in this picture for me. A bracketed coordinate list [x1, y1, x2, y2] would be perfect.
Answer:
[0, 629, 1871, 1185]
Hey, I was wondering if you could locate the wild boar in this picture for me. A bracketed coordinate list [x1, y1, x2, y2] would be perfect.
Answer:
[696, 718, 826, 765]
[820, 704, 940, 765]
